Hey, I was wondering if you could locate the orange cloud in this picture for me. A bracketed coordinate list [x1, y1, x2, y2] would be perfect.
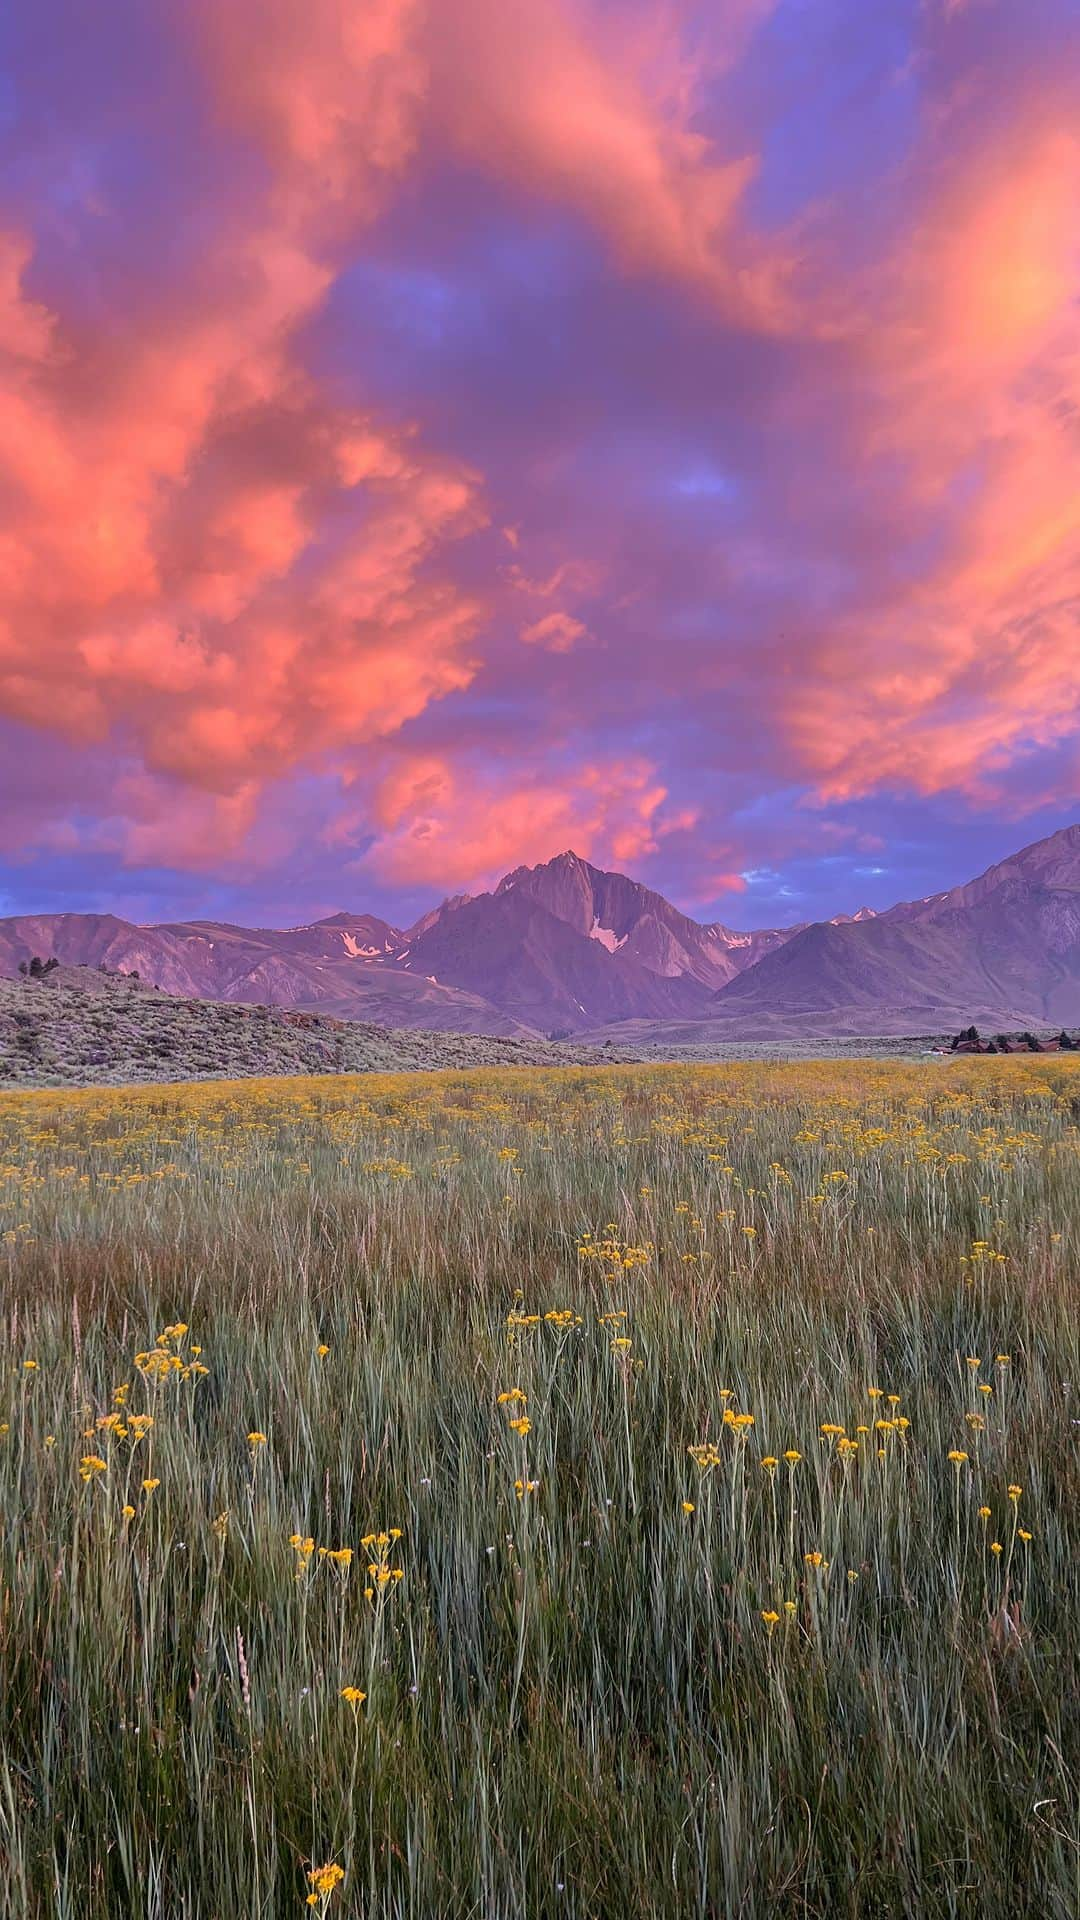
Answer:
[0, 8, 487, 802]
[360, 752, 679, 889]
[783, 105, 1080, 806]
[426, 0, 793, 326]
[199, 0, 794, 324]
[0, 0, 802, 879]
[520, 611, 590, 652]
[190, 0, 426, 222]
[4, 0, 1079, 906]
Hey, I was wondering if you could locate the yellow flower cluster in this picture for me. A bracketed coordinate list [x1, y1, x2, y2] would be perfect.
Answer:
[361, 1529, 404, 1602]
[307, 1861, 345, 1905]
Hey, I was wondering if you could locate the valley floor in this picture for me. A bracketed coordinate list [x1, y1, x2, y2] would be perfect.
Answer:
[0, 1061, 1076, 1918]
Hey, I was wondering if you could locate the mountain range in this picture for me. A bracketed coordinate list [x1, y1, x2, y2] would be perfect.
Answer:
[4, 825, 1080, 1042]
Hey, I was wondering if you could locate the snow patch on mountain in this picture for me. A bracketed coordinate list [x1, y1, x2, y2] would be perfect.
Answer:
[589, 917, 627, 953]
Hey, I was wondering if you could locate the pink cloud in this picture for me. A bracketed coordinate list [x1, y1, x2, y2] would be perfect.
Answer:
[190, 0, 426, 221]
[520, 611, 590, 652]
[3, 0, 1080, 915]
[0, 0, 801, 881]
[779, 104, 1080, 807]
[0, 120, 488, 793]
[426, 0, 785, 322]
[359, 752, 679, 890]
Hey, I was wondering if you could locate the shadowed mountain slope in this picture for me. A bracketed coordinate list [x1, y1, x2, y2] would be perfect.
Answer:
[712, 824, 1080, 1029]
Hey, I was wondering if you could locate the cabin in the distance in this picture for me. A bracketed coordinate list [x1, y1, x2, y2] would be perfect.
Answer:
[950, 1024, 1080, 1054]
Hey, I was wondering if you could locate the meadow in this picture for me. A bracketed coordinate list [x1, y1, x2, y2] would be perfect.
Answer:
[0, 1060, 1076, 1919]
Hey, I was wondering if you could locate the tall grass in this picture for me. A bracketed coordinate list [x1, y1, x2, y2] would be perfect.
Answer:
[0, 1061, 1077, 1918]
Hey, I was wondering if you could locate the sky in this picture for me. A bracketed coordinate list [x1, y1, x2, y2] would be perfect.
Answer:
[1, 0, 1079, 933]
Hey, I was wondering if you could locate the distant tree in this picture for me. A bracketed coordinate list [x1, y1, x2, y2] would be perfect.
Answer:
[17, 961, 28, 976]
[951, 1024, 980, 1051]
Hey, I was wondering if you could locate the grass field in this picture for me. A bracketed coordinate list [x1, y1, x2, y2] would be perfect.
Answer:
[0, 1061, 1077, 1918]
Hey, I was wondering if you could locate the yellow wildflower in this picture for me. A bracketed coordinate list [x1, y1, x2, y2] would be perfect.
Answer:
[307, 1861, 345, 1904]
[319, 1546, 353, 1568]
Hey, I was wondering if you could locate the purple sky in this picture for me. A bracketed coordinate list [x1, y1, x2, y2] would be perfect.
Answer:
[1, 1, 1079, 931]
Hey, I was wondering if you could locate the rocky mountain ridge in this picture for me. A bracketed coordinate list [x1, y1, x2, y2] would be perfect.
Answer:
[3, 827, 1080, 1040]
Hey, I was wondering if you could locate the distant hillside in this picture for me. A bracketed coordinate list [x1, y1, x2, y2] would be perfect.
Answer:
[711, 823, 1080, 1030]
[0, 914, 530, 1038]
[0, 968, 625, 1088]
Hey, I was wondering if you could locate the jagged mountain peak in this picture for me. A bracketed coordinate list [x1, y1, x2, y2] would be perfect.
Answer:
[496, 849, 589, 893]
[5, 823, 1080, 1045]
[399, 850, 796, 1026]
